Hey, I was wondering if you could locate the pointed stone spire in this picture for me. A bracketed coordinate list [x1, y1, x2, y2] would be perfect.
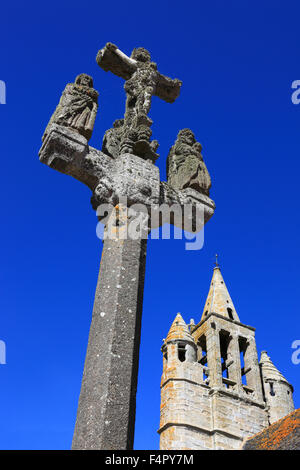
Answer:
[165, 313, 194, 343]
[260, 351, 294, 424]
[200, 260, 240, 322]
[260, 351, 291, 385]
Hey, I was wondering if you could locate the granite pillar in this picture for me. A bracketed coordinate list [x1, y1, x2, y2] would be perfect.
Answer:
[72, 210, 148, 450]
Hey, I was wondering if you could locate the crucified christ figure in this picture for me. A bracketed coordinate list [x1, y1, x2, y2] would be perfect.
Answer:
[96, 43, 182, 160]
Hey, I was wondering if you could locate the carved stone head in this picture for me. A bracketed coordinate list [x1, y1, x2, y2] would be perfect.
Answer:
[131, 47, 151, 63]
[193, 141, 203, 154]
[177, 128, 196, 146]
[75, 73, 94, 88]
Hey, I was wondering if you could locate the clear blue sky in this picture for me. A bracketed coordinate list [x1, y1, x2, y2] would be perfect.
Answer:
[0, 0, 299, 450]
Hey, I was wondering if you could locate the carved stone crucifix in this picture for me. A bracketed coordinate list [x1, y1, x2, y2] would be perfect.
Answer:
[39, 45, 215, 450]
[96, 43, 182, 161]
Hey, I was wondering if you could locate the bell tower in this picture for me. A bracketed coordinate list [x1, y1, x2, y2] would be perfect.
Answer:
[197, 261, 265, 402]
[159, 261, 294, 449]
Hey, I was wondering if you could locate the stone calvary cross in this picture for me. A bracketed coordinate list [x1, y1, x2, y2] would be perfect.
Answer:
[39, 43, 215, 450]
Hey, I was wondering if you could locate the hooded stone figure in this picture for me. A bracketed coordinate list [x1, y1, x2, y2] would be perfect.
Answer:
[166, 128, 211, 196]
[101, 118, 124, 159]
[43, 73, 98, 142]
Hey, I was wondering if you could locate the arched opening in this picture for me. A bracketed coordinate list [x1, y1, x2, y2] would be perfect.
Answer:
[219, 330, 231, 388]
[197, 335, 208, 382]
[227, 308, 234, 320]
[177, 343, 186, 362]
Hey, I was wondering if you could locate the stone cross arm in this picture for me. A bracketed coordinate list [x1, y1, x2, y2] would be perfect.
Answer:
[39, 124, 215, 230]
[96, 43, 182, 103]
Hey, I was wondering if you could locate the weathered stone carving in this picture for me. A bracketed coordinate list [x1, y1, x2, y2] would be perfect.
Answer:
[39, 46, 215, 451]
[167, 129, 211, 196]
[97, 43, 182, 161]
[101, 118, 124, 159]
[40, 124, 215, 225]
[43, 74, 98, 142]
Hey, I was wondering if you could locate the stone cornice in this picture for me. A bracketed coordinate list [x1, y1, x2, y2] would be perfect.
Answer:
[157, 422, 244, 442]
[192, 311, 256, 334]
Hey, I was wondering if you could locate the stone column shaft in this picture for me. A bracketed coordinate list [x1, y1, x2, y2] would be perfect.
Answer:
[244, 337, 264, 401]
[206, 324, 222, 387]
[72, 234, 147, 450]
[227, 335, 242, 392]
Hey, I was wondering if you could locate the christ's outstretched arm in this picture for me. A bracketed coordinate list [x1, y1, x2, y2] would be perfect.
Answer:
[96, 43, 137, 80]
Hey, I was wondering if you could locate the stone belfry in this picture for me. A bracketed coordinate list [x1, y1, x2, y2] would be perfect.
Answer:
[159, 261, 295, 450]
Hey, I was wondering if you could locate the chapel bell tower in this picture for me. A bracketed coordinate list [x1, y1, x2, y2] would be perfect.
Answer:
[159, 261, 294, 450]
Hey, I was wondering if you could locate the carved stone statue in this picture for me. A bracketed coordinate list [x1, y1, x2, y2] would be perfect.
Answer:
[167, 129, 211, 196]
[43, 73, 98, 142]
[97, 43, 182, 160]
[102, 118, 124, 159]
